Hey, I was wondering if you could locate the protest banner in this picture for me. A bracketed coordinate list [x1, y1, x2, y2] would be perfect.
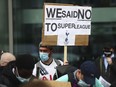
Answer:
[42, 3, 92, 63]
[42, 3, 91, 46]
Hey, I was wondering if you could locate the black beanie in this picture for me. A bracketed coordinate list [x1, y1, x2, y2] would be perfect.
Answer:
[16, 54, 36, 70]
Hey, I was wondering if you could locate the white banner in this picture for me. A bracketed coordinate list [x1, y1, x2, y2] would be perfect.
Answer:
[44, 5, 92, 45]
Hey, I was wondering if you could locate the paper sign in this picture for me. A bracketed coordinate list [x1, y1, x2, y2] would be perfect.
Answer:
[42, 3, 92, 46]
[99, 76, 111, 87]
[44, 5, 91, 36]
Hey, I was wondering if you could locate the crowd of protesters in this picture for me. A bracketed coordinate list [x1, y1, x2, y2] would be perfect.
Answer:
[0, 42, 116, 87]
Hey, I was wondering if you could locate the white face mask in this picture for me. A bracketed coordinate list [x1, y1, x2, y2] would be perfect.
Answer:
[17, 76, 30, 83]
[78, 80, 90, 87]
[39, 52, 49, 62]
[15, 67, 31, 83]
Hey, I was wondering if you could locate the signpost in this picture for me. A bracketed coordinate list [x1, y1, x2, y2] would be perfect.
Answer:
[42, 3, 92, 63]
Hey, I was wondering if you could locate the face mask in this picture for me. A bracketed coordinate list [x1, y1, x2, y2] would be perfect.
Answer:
[15, 67, 31, 83]
[17, 76, 30, 83]
[39, 52, 49, 62]
[78, 80, 90, 87]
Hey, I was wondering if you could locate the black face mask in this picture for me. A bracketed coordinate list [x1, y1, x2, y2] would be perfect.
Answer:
[103, 47, 113, 57]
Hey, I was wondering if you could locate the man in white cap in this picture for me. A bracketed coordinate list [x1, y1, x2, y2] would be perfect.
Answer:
[0, 52, 16, 67]
[0, 54, 37, 87]
[0, 52, 16, 87]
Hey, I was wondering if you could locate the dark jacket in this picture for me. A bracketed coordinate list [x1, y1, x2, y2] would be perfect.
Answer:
[0, 67, 37, 87]
[0, 66, 21, 87]
[109, 58, 116, 87]
[68, 71, 80, 87]
[95, 57, 116, 87]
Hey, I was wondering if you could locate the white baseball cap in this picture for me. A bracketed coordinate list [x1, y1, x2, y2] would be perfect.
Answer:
[0, 52, 16, 66]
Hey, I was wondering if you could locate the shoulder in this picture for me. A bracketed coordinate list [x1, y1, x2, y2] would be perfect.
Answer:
[57, 59, 63, 65]
[112, 57, 116, 64]
[35, 61, 40, 67]
[54, 58, 63, 65]
[112, 57, 116, 60]
[36, 61, 43, 66]
[95, 56, 103, 63]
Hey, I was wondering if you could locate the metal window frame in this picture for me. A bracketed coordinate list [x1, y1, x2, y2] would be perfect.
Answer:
[8, 0, 13, 53]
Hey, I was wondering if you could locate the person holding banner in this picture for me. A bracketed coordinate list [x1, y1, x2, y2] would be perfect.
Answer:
[32, 42, 63, 80]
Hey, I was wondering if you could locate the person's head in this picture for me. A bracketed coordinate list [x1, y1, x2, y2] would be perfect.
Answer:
[76, 61, 98, 86]
[39, 42, 53, 62]
[103, 43, 114, 57]
[15, 54, 36, 82]
[0, 52, 16, 67]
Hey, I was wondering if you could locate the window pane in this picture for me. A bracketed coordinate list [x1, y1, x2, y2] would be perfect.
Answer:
[0, 0, 8, 51]
[13, 0, 43, 56]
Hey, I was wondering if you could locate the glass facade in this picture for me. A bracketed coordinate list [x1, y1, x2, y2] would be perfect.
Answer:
[0, 0, 8, 51]
[13, 0, 43, 56]
[0, 0, 115, 67]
